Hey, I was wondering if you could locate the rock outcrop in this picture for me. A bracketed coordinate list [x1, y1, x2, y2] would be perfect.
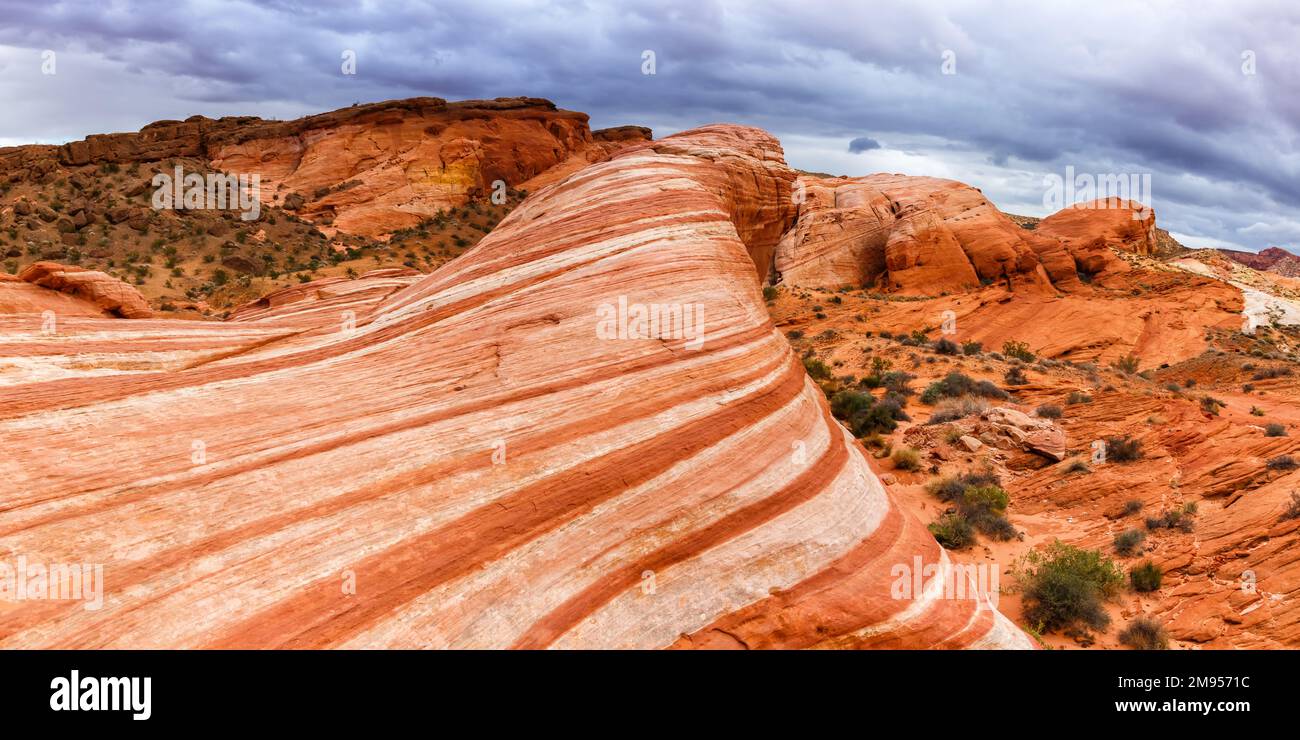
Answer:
[775, 175, 1066, 294]
[2, 262, 152, 318]
[1034, 198, 1157, 277]
[0, 125, 1030, 649]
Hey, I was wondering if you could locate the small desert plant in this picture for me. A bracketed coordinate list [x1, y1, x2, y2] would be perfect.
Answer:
[928, 512, 975, 549]
[961, 340, 983, 356]
[1146, 502, 1196, 532]
[920, 371, 1009, 404]
[928, 395, 989, 424]
[1122, 499, 1143, 516]
[1266, 455, 1297, 471]
[1104, 435, 1144, 462]
[1200, 396, 1224, 416]
[802, 356, 833, 381]
[1066, 391, 1093, 405]
[934, 338, 959, 355]
[1114, 528, 1146, 556]
[1250, 406, 1265, 416]
[1112, 355, 1140, 374]
[1015, 541, 1125, 633]
[1065, 459, 1090, 474]
[1265, 423, 1288, 437]
[762, 285, 779, 302]
[891, 446, 922, 471]
[1004, 366, 1029, 385]
[1282, 492, 1300, 521]
[1035, 404, 1063, 419]
[1002, 340, 1036, 363]
[1118, 617, 1169, 650]
[1129, 561, 1163, 592]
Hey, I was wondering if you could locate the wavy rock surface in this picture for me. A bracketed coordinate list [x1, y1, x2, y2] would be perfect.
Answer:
[0, 125, 1030, 649]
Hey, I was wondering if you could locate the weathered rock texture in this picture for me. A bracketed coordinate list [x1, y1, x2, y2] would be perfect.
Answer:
[775, 175, 1060, 294]
[0, 262, 152, 318]
[0, 126, 1030, 649]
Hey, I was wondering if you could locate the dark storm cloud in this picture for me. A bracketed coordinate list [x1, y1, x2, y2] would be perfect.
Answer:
[848, 137, 881, 153]
[0, 0, 1297, 250]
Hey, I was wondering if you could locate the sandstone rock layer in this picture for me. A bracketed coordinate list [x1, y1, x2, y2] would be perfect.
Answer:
[0, 126, 1030, 649]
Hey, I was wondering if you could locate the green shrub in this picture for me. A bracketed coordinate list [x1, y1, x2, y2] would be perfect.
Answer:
[1265, 423, 1288, 437]
[829, 390, 908, 437]
[928, 395, 988, 424]
[1004, 366, 1029, 385]
[920, 371, 1009, 404]
[1118, 617, 1169, 650]
[1066, 391, 1092, 404]
[961, 340, 983, 356]
[1130, 561, 1162, 592]
[934, 338, 959, 355]
[1114, 528, 1146, 556]
[1122, 499, 1143, 516]
[1016, 541, 1125, 633]
[762, 286, 779, 302]
[1112, 355, 1140, 374]
[802, 356, 833, 381]
[1002, 340, 1036, 363]
[928, 512, 975, 549]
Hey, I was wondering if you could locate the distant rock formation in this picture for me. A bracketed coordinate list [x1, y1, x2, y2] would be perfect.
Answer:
[0, 262, 151, 318]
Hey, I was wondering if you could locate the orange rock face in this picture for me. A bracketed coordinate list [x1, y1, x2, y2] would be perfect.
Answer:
[775, 175, 1061, 295]
[0, 125, 1030, 649]
[1035, 198, 1157, 278]
[5, 262, 152, 318]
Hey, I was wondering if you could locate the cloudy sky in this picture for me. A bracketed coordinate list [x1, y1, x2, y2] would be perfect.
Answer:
[1, 0, 1296, 251]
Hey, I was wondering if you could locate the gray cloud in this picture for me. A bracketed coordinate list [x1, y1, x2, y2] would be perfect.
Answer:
[0, 0, 1297, 251]
[848, 136, 881, 153]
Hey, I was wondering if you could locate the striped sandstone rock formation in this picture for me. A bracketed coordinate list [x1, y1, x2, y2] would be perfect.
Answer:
[0, 125, 1031, 649]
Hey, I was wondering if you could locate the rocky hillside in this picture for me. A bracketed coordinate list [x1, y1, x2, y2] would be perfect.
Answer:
[0, 98, 649, 315]
[1221, 246, 1300, 278]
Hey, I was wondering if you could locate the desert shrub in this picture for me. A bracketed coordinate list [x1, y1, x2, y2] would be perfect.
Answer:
[928, 395, 989, 424]
[1105, 435, 1143, 462]
[1265, 423, 1288, 437]
[1016, 541, 1124, 633]
[1112, 355, 1140, 374]
[1066, 391, 1093, 405]
[926, 472, 1016, 541]
[934, 338, 959, 355]
[1200, 396, 1224, 416]
[1266, 455, 1297, 471]
[1004, 366, 1029, 385]
[1282, 492, 1300, 521]
[762, 286, 779, 302]
[1130, 561, 1163, 592]
[829, 390, 907, 437]
[880, 370, 915, 396]
[1252, 366, 1294, 381]
[1002, 340, 1036, 363]
[1145, 502, 1196, 533]
[920, 371, 1009, 404]
[802, 356, 833, 381]
[1065, 459, 1090, 474]
[961, 340, 983, 356]
[1119, 617, 1169, 650]
[1122, 499, 1143, 516]
[1114, 528, 1146, 556]
[891, 446, 922, 471]
[928, 513, 975, 549]
[1250, 406, 1265, 416]
[1035, 404, 1062, 419]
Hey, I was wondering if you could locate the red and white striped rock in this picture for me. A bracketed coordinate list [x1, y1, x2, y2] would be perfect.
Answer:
[0, 126, 1030, 649]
